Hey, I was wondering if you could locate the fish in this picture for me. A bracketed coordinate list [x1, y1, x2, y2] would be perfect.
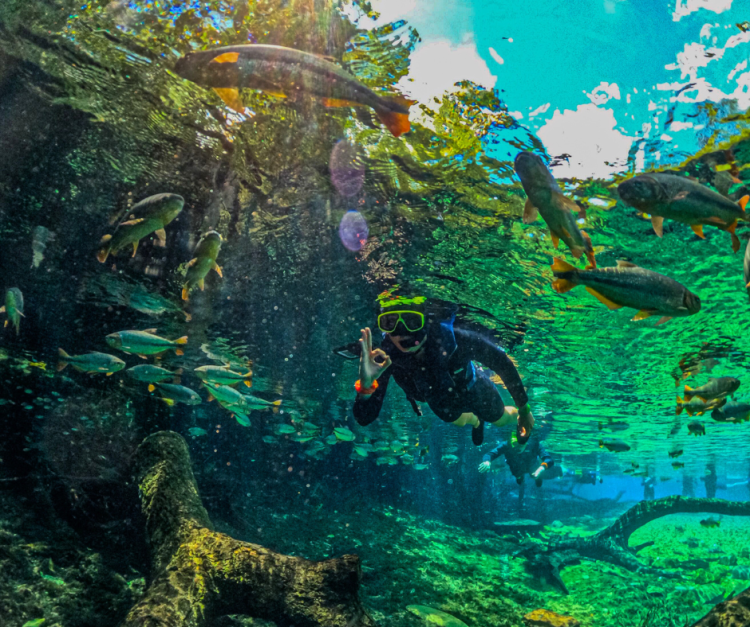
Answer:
[276, 424, 296, 434]
[673, 354, 719, 386]
[106, 329, 187, 358]
[551, 257, 701, 324]
[677, 394, 725, 416]
[56, 349, 125, 375]
[618, 173, 749, 252]
[182, 231, 223, 301]
[598, 420, 630, 431]
[700, 516, 721, 528]
[744, 235, 750, 301]
[194, 365, 252, 387]
[599, 439, 631, 452]
[514, 152, 596, 267]
[711, 402, 750, 424]
[0, 288, 24, 334]
[155, 383, 201, 406]
[204, 382, 281, 412]
[334, 427, 355, 441]
[97, 193, 184, 263]
[687, 420, 706, 436]
[669, 449, 684, 458]
[125, 364, 180, 391]
[173, 45, 412, 137]
[672, 462, 685, 469]
[685, 377, 740, 404]
[188, 427, 208, 437]
[31, 226, 53, 268]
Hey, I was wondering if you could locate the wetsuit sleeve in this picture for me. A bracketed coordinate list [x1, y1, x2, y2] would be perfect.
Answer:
[482, 442, 508, 464]
[538, 440, 554, 468]
[455, 328, 529, 408]
[353, 367, 393, 426]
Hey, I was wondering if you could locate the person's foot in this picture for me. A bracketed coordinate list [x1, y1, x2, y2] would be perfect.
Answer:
[471, 420, 484, 446]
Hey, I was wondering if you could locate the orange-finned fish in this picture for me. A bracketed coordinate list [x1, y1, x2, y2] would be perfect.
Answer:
[618, 173, 749, 253]
[173, 45, 412, 138]
[514, 152, 596, 267]
[551, 257, 701, 324]
[676, 394, 725, 416]
[183, 231, 222, 301]
[684, 377, 740, 404]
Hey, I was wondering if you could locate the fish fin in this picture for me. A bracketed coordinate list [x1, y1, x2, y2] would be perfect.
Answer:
[58, 348, 69, 358]
[154, 228, 167, 246]
[120, 218, 145, 226]
[175, 369, 183, 375]
[578, 204, 587, 221]
[213, 88, 246, 114]
[522, 198, 539, 224]
[684, 385, 694, 402]
[175, 349, 184, 356]
[3, 321, 7, 327]
[182, 287, 189, 301]
[213, 262, 223, 277]
[184, 312, 192, 322]
[211, 52, 240, 64]
[651, 215, 664, 237]
[551, 257, 577, 273]
[96, 236, 111, 263]
[580, 231, 596, 268]
[137, 354, 148, 360]
[57, 349, 70, 371]
[186, 258, 198, 268]
[175, 336, 188, 345]
[161, 397, 174, 406]
[585, 287, 623, 310]
[690, 224, 705, 239]
[616, 260, 638, 268]
[142, 328, 158, 334]
[552, 278, 575, 294]
[676, 397, 683, 415]
[17, 311, 24, 318]
[656, 316, 672, 325]
[673, 190, 689, 201]
[132, 241, 139, 257]
[148, 384, 155, 392]
[739, 195, 749, 212]
[272, 400, 282, 406]
[0, 307, 4, 314]
[106, 372, 114, 376]
[632, 309, 653, 321]
[551, 233, 560, 249]
[207, 393, 215, 402]
[697, 396, 708, 403]
[321, 98, 362, 108]
[198, 278, 205, 290]
[730, 231, 740, 253]
[244, 380, 252, 387]
[375, 107, 411, 138]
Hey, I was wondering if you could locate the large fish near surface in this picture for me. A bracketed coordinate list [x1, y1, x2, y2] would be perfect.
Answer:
[684, 376, 740, 403]
[0, 288, 24, 335]
[676, 394, 725, 416]
[514, 152, 596, 267]
[551, 257, 701, 324]
[97, 193, 184, 262]
[618, 173, 749, 252]
[173, 45, 411, 137]
[183, 231, 222, 301]
[711, 402, 750, 423]
[106, 329, 187, 357]
[57, 349, 125, 375]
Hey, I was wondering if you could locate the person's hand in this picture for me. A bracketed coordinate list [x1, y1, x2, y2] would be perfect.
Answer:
[358, 327, 392, 390]
[532, 465, 545, 479]
[518, 405, 535, 440]
[478, 461, 491, 473]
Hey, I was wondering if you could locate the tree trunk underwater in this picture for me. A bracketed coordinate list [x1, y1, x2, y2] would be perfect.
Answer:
[517, 496, 750, 594]
[690, 586, 750, 626]
[122, 430, 376, 627]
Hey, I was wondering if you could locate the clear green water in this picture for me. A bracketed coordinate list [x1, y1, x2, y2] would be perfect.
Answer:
[0, 1, 749, 626]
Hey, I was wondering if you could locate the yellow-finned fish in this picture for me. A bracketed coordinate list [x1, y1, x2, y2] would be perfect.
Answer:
[106, 329, 187, 357]
[684, 377, 740, 403]
[676, 394, 725, 416]
[618, 173, 749, 252]
[155, 383, 201, 406]
[173, 45, 412, 137]
[514, 152, 596, 267]
[194, 365, 252, 387]
[551, 257, 701, 324]
[97, 194, 184, 263]
[57, 349, 125, 375]
[700, 516, 721, 528]
[0, 288, 24, 335]
[183, 231, 222, 301]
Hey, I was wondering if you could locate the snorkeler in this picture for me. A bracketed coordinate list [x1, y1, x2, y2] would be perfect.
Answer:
[351, 294, 533, 446]
[478, 430, 553, 487]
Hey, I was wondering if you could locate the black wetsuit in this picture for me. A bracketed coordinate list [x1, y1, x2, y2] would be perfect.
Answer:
[353, 323, 528, 426]
[482, 435, 554, 483]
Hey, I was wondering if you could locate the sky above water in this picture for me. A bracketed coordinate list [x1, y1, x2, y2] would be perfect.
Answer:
[363, 0, 750, 178]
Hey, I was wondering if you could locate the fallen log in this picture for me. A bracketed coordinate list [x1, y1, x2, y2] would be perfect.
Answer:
[690, 586, 750, 626]
[518, 496, 750, 594]
[122, 430, 376, 627]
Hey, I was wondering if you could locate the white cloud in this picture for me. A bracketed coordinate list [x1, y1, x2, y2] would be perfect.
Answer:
[728, 59, 748, 81]
[488, 46, 505, 65]
[397, 36, 496, 104]
[672, 0, 733, 22]
[529, 102, 551, 117]
[508, 110, 524, 120]
[586, 81, 621, 105]
[670, 121, 694, 130]
[537, 104, 633, 178]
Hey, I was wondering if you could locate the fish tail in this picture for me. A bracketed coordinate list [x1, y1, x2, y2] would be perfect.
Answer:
[161, 397, 175, 406]
[739, 194, 749, 215]
[97, 234, 112, 263]
[182, 287, 189, 301]
[551, 256, 578, 294]
[272, 400, 282, 406]
[175, 336, 188, 345]
[598, 440, 604, 448]
[244, 380, 252, 387]
[676, 395, 683, 415]
[580, 231, 596, 268]
[375, 97, 412, 138]
[684, 385, 694, 402]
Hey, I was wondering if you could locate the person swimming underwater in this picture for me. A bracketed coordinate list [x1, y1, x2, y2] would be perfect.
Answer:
[351, 294, 534, 445]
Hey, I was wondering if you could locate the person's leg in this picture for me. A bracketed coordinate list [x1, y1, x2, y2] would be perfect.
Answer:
[451, 412, 480, 428]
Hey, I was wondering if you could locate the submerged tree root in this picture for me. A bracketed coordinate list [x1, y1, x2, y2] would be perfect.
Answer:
[691, 586, 750, 626]
[122, 431, 375, 627]
[518, 496, 750, 594]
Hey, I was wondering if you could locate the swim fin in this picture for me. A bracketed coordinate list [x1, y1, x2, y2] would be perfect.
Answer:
[472, 420, 485, 446]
